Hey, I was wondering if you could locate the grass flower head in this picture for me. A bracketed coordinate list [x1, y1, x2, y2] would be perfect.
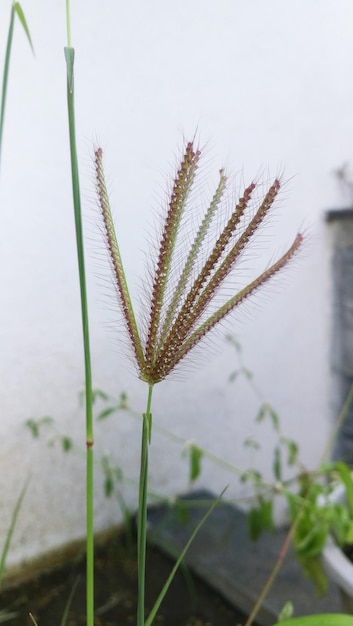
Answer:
[95, 141, 302, 385]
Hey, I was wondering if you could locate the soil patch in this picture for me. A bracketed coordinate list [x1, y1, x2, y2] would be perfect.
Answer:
[1, 531, 251, 626]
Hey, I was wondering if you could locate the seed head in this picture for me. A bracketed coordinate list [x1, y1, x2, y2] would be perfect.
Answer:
[94, 142, 302, 385]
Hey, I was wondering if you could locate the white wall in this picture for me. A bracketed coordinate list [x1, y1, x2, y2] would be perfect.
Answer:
[0, 0, 352, 568]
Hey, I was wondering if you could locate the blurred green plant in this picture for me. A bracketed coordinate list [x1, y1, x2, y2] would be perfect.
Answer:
[27, 356, 353, 601]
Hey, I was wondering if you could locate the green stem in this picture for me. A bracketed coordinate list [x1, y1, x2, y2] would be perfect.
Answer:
[137, 384, 153, 626]
[65, 0, 72, 47]
[0, 4, 15, 173]
[64, 46, 94, 626]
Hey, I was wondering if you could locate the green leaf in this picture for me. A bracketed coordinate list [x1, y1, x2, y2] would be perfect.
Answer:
[118, 391, 129, 409]
[91, 388, 110, 403]
[276, 615, 353, 626]
[256, 403, 268, 422]
[269, 405, 279, 430]
[261, 499, 274, 529]
[25, 418, 40, 437]
[104, 474, 114, 497]
[295, 520, 328, 557]
[328, 503, 352, 546]
[189, 444, 203, 483]
[285, 439, 299, 465]
[240, 468, 262, 484]
[346, 521, 353, 543]
[297, 554, 328, 595]
[273, 446, 282, 481]
[61, 436, 73, 452]
[225, 333, 241, 352]
[113, 467, 123, 481]
[248, 499, 273, 540]
[229, 370, 239, 382]
[333, 462, 353, 517]
[244, 437, 261, 450]
[97, 406, 118, 420]
[248, 507, 262, 541]
[176, 501, 189, 524]
[255, 402, 279, 429]
[242, 367, 253, 380]
[278, 602, 294, 622]
[14, 2, 34, 53]
[25, 416, 53, 437]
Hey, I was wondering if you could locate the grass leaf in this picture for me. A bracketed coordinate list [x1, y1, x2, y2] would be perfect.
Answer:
[0, 479, 29, 587]
[145, 488, 227, 626]
[14, 2, 34, 53]
[276, 615, 353, 626]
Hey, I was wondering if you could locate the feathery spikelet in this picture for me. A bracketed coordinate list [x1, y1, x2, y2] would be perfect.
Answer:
[94, 142, 302, 385]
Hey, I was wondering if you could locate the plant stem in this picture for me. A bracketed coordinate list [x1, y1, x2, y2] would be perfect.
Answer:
[65, 0, 72, 47]
[64, 46, 94, 626]
[0, 3, 15, 173]
[137, 383, 154, 626]
[243, 524, 295, 626]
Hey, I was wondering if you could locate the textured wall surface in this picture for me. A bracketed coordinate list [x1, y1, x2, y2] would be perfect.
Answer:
[0, 0, 352, 568]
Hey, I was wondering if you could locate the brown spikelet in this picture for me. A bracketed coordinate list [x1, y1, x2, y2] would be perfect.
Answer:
[94, 148, 145, 372]
[144, 142, 201, 369]
[158, 167, 228, 348]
